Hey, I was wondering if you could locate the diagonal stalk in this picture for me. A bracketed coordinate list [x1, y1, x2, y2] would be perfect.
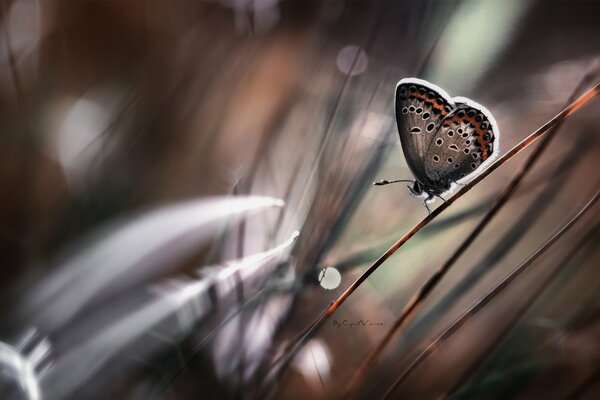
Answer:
[382, 189, 600, 399]
[441, 225, 599, 399]
[340, 68, 599, 398]
[258, 82, 600, 395]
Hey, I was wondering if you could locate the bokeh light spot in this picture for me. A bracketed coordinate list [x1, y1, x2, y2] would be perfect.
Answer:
[318, 267, 341, 290]
[336, 45, 368, 76]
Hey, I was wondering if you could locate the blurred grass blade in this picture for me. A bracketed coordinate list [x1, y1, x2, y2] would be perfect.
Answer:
[409, 131, 595, 343]
[445, 228, 599, 399]
[16, 196, 284, 332]
[257, 82, 600, 396]
[340, 70, 598, 398]
[41, 230, 298, 400]
[383, 188, 600, 399]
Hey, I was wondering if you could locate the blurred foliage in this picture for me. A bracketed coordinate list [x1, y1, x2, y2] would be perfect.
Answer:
[0, 1, 599, 399]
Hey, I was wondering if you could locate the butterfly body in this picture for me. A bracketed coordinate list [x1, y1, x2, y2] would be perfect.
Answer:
[381, 78, 500, 209]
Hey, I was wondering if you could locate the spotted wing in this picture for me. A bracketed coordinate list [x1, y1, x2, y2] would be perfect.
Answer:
[395, 78, 454, 183]
[423, 98, 499, 187]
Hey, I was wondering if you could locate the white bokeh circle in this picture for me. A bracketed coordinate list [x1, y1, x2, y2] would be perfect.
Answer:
[318, 267, 341, 290]
[336, 45, 368, 76]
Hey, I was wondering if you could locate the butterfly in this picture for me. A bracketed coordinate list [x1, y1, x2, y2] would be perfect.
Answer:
[375, 78, 499, 213]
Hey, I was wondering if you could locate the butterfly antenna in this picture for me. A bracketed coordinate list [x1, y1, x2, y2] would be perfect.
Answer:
[373, 179, 414, 186]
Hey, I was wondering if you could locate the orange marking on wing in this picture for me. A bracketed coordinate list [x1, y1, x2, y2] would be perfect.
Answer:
[443, 115, 492, 160]
[413, 92, 448, 115]
[481, 143, 489, 160]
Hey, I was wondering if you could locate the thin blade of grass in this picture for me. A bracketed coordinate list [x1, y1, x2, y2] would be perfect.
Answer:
[327, 155, 576, 276]
[382, 189, 600, 399]
[340, 69, 598, 398]
[257, 82, 600, 397]
[443, 227, 600, 399]
[408, 130, 595, 345]
[444, 230, 599, 399]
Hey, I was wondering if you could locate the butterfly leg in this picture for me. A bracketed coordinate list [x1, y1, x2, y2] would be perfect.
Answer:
[434, 194, 448, 204]
[423, 194, 434, 215]
[373, 179, 414, 186]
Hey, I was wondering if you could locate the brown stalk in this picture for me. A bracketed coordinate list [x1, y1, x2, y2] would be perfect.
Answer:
[325, 152, 575, 275]
[258, 82, 600, 395]
[341, 69, 599, 399]
[441, 223, 600, 400]
[381, 189, 600, 399]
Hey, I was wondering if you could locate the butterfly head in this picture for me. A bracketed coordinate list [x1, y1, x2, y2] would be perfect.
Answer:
[409, 177, 452, 198]
[408, 180, 424, 196]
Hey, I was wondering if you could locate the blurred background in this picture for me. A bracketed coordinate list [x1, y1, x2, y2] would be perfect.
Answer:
[0, 0, 599, 399]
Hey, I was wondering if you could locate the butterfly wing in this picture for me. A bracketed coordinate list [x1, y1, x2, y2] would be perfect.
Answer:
[423, 97, 499, 190]
[395, 78, 454, 183]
